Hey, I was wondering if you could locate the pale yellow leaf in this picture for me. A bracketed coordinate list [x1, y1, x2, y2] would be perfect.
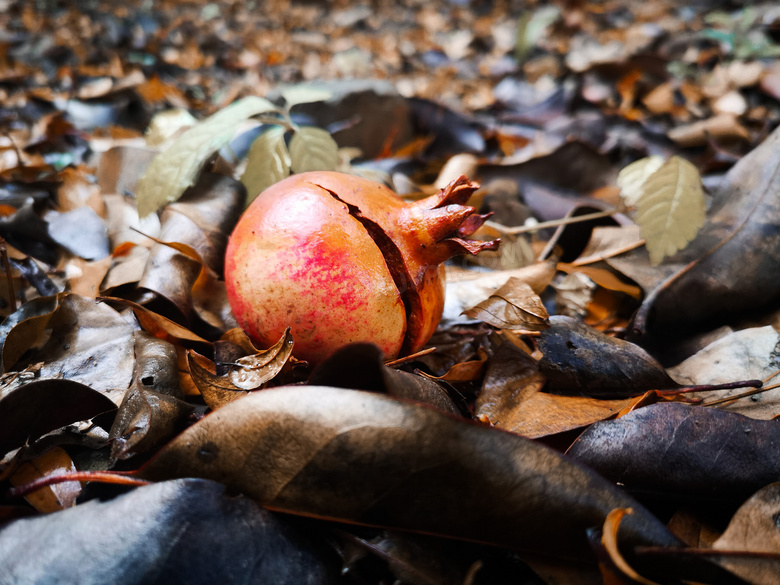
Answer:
[135, 96, 278, 217]
[634, 156, 706, 265]
[617, 155, 664, 207]
[240, 126, 291, 205]
[289, 126, 340, 173]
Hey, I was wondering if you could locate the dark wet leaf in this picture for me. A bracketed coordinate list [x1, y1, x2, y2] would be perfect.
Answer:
[537, 315, 678, 396]
[630, 125, 780, 341]
[0, 379, 116, 457]
[408, 98, 486, 156]
[0, 199, 59, 265]
[0, 479, 338, 585]
[9, 257, 60, 297]
[567, 402, 780, 501]
[308, 343, 463, 416]
[140, 385, 681, 564]
[131, 331, 182, 397]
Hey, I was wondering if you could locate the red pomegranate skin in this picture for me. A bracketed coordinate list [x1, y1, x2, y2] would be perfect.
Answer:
[225, 171, 497, 365]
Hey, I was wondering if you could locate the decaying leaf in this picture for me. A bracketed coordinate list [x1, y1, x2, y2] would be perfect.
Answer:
[289, 126, 340, 174]
[140, 385, 683, 565]
[626, 156, 706, 265]
[567, 402, 780, 501]
[554, 271, 596, 318]
[537, 315, 677, 396]
[9, 446, 80, 513]
[187, 328, 294, 409]
[462, 277, 549, 331]
[241, 126, 291, 205]
[711, 483, 780, 584]
[135, 96, 277, 217]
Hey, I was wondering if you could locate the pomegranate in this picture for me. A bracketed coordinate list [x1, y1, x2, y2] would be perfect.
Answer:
[224, 171, 498, 364]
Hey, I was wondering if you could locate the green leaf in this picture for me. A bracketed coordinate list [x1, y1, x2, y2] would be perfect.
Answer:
[280, 86, 332, 107]
[240, 126, 291, 205]
[288, 127, 340, 174]
[135, 96, 278, 217]
[617, 155, 665, 207]
[633, 156, 706, 265]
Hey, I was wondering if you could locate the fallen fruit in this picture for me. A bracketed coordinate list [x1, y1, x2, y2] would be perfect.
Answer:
[224, 171, 498, 364]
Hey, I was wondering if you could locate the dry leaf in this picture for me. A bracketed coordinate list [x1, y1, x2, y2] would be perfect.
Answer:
[462, 277, 549, 330]
[631, 156, 706, 265]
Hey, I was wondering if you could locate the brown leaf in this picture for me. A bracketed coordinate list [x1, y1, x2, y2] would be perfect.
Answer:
[0, 294, 65, 373]
[462, 277, 549, 331]
[0, 379, 117, 457]
[140, 386, 682, 563]
[9, 447, 80, 513]
[476, 342, 639, 438]
[14, 295, 136, 398]
[187, 327, 295, 409]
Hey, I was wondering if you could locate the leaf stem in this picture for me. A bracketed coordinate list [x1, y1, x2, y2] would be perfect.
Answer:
[7, 471, 150, 498]
[484, 207, 623, 235]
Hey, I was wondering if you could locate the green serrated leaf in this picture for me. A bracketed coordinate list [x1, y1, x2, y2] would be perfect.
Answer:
[288, 127, 340, 174]
[280, 86, 333, 108]
[135, 96, 279, 217]
[617, 156, 665, 207]
[240, 126, 291, 206]
[634, 156, 706, 265]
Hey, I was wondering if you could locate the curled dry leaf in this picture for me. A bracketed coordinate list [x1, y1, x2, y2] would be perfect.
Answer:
[187, 328, 294, 409]
[567, 402, 780, 501]
[139, 385, 682, 564]
[462, 276, 549, 331]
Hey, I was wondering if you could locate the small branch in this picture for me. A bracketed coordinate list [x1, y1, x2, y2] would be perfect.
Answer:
[702, 381, 780, 408]
[484, 208, 622, 236]
[7, 471, 150, 499]
[657, 379, 763, 397]
[0, 237, 16, 313]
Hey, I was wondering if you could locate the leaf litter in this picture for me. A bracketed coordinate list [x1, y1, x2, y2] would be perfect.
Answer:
[1, 0, 780, 583]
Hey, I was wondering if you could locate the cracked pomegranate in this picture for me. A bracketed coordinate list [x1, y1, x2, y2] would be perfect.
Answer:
[224, 171, 499, 364]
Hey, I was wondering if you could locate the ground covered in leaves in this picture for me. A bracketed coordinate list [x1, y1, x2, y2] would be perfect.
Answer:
[1, 1, 780, 584]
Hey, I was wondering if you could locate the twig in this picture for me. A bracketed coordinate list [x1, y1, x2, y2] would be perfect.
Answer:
[0, 236, 16, 313]
[484, 207, 622, 236]
[702, 381, 780, 408]
[7, 471, 150, 498]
